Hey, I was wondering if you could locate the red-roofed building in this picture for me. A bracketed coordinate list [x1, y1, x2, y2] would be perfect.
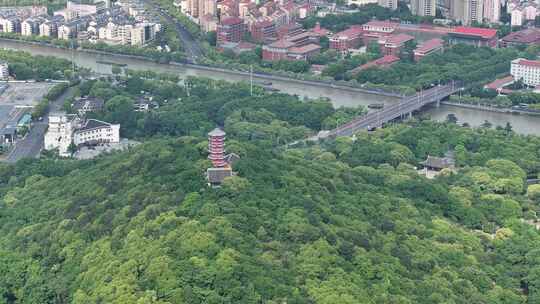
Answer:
[350, 55, 400, 75]
[276, 23, 303, 39]
[484, 75, 515, 93]
[413, 38, 444, 61]
[362, 20, 398, 44]
[262, 39, 321, 61]
[511, 58, 540, 86]
[285, 30, 320, 46]
[329, 25, 364, 53]
[500, 28, 540, 47]
[217, 17, 247, 46]
[379, 33, 415, 56]
[447, 26, 498, 48]
[251, 20, 276, 43]
[312, 22, 330, 37]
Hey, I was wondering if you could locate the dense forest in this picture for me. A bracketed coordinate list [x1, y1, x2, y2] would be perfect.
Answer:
[2, 66, 540, 303]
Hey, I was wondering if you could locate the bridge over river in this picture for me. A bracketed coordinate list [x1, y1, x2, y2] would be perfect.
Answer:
[314, 83, 461, 140]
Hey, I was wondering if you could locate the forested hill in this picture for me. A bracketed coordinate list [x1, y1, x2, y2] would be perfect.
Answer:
[2, 123, 540, 303]
[2, 75, 540, 303]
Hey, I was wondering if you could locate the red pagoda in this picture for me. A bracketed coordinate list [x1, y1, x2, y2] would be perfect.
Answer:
[208, 128, 227, 168]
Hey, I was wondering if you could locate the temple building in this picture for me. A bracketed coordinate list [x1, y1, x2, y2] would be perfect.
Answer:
[206, 128, 239, 187]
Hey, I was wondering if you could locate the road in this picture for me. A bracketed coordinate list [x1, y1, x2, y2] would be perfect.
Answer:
[142, 0, 203, 62]
[5, 87, 74, 163]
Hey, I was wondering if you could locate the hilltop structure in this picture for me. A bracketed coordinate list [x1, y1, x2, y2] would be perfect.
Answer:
[206, 128, 239, 187]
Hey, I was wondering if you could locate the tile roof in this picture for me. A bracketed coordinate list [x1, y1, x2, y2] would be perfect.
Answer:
[363, 20, 399, 29]
[332, 25, 363, 40]
[452, 26, 498, 39]
[501, 28, 540, 44]
[288, 43, 321, 54]
[268, 39, 296, 49]
[208, 128, 226, 136]
[485, 75, 515, 89]
[220, 17, 243, 26]
[78, 119, 112, 131]
[384, 33, 414, 45]
[514, 58, 540, 68]
[414, 38, 444, 54]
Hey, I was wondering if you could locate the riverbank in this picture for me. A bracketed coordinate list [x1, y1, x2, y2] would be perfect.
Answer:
[441, 101, 540, 117]
[0, 38, 407, 98]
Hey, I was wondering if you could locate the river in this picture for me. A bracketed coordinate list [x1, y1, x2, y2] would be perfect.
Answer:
[2, 39, 540, 136]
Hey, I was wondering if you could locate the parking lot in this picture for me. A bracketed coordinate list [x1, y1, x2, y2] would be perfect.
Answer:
[0, 82, 54, 107]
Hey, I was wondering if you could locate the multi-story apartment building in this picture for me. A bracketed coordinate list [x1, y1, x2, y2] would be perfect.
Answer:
[482, 0, 500, 23]
[329, 25, 364, 53]
[0, 17, 21, 33]
[217, 17, 246, 46]
[449, 0, 483, 25]
[511, 58, 540, 87]
[21, 18, 44, 36]
[347, 0, 378, 6]
[411, 0, 436, 16]
[377, 0, 398, 9]
[0, 61, 8, 80]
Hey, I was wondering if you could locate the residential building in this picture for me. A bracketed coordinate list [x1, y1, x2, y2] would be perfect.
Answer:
[347, 0, 378, 6]
[378, 0, 398, 9]
[449, 0, 483, 25]
[482, 0, 500, 23]
[251, 20, 276, 42]
[0, 61, 8, 80]
[500, 28, 540, 47]
[524, 3, 538, 20]
[39, 21, 60, 37]
[0, 17, 21, 33]
[54, 1, 99, 21]
[217, 17, 246, 46]
[511, 8, 524, 26]
[447, 26, 498, 47]
[379, 33, 415, 56]
[329, 25, 363, 53]
[413, 38, 443, 61]
[511, 58, 540, 86]
[411, 0, 436, 16]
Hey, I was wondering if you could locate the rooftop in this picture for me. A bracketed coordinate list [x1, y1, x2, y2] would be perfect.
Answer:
[485, 75, 515, 90]
[414, 38, 444, 54]
[78, 119, 112, 131]
[384, 33, 415, 45]
[351, 55, 400, 74]
[363, 20, 399, 29]
[513, 58, 540, 68]
[422, 155, 454, 170]
[332, 25, 363, 40]
[452, 26, 498, 39]
[220, 17, 244, 26]
[288, 43, 321, 54]
[208, 128, 226, 137]
[207, 167, 233, 184]
[501, 28, 540, 44]
[267, 39, 296, 49]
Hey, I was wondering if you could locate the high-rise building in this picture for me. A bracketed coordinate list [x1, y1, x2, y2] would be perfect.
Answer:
[483, 0, 500, 23]
[449, 0, 483, 25]
[378, 0, 398, 9]
[411, 0, 437, 16]
[217, 17, 246, 46]
[208, 128, 227, 168]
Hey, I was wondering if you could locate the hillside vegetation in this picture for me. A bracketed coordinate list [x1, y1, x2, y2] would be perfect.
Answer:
[2, 75, 540, 303]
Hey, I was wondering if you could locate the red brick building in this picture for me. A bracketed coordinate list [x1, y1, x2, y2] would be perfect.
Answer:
[361, 20, 398, 44]
[250, 20, 276, 43]
[447, 26, 498, 48]
[329, 25, 363, 53]
[379, 33, 415, 56]
[217, 17, 247, 46]
[413, 38, 444, 62]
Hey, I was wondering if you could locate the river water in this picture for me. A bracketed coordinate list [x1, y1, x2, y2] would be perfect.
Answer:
[2, 39, 540, 135]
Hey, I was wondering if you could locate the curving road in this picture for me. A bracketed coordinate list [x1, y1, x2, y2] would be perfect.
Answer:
[142, 0, 203, 62]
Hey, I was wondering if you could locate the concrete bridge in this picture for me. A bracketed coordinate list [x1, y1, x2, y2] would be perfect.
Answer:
[315, 83, 462, 140]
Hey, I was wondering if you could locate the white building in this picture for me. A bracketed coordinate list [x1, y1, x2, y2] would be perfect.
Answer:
[511, 58, 540, 87]
[44, 113, 120, 156]
[511, 7, 524, 26]
[73, 119, 120, 146]
[347, 0, 378, 6]
[44, 114, 79, 156]
[0, 61, 8, 80]
[54, 1, 98, 21]
[483, 0, 500, 23]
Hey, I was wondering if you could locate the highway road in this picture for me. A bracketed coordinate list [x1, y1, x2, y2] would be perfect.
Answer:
[142, 0, 203, 62]
[5, 87, 74, 163]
